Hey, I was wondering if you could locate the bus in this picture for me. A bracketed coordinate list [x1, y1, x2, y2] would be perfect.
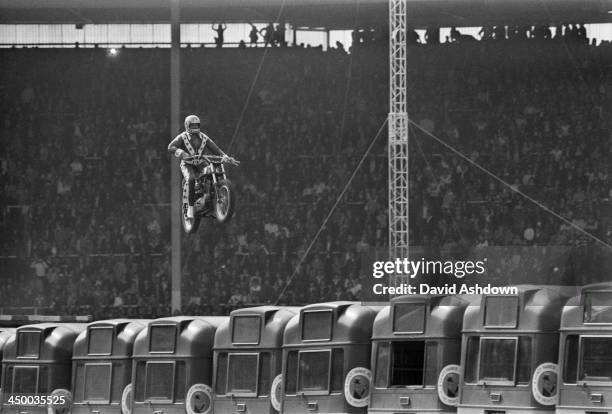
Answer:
[281, 302, 380, 413]
[1, 323, 85, 414]
[71, 319, 149, 414]
[131, 316, 227, 414]
[370, 294, 472, 413]
[0, 328, 15, 393]
[0, 328, 14, 359]
[213, 306, 298, 413]
[458, 285, 575, 414]
[557, 282, 612, 414]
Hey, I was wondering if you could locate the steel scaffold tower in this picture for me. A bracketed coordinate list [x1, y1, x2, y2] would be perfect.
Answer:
[389, 0, 409, 287]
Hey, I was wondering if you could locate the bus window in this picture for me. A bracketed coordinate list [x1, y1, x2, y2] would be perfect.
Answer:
[374, 343, 390, 388]
[584, 292, 612, 323]
[145, 362, 174, 400]
[302, 311, 332, 341]
[4, 367, 14, 397]
[134, 361, 145, 401]
[425, 342, 438, 386]
[580, 336, 612, 382]
[232, 316, 260, 344]
[38, 365, 48, 392]
[175, 361, 186, 402]
[111, 361, 126, 402]
[464, 336, 480, 384]
[392, 341, 425, 386]
[228, 354, 258, 395]
[393, 303, 426, 333]
[285, 351, 298, 394]
[149, 326, 176, 353]
[88, 327, 113, 355]
[298, 350, 330, 392]
[259, 352, 271, 396]
[13, 366, 38, 393]
[563, 335, 578, 383]
[484, 297, 518, 328]
[17, 331, 40, 358]
[330, 349, 344, 392]
[215, 353, 228, 395]
[84, 363, 111, 401]
[74, 362, 84, 401]
[479, 338, 516, 384]
[517, 337, 532, 384]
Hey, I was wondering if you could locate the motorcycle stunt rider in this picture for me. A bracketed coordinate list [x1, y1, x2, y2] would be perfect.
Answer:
[168, 114, 235, 220]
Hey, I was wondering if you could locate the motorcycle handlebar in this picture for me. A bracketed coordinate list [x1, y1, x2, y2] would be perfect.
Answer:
[183, 154, 240, 166]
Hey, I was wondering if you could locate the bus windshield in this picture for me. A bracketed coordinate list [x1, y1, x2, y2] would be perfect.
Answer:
[3, 365, 48, 403]
[83, 363, 111, 401]
[145, 362, 174, 400]
[11, 366, 38, 394]
[227, 354, 258, 394]
[580, 337, 612, 382]
[374, 340, 438, 388]
[298, 351, 330, 392]
[479, 338, 516, 383]
[464, 336, 531, 385]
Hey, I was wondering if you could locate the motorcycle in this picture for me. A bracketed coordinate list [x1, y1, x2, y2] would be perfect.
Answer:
[181, 154, 240, 234]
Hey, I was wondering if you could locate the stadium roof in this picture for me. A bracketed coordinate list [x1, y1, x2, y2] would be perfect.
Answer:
[0, 0, 610, 29]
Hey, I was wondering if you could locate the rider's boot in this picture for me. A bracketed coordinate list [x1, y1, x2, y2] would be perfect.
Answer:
[187, 205, 195, 219]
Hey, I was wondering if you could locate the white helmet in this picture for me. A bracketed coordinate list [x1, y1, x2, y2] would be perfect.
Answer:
[184, 115, 200, 134]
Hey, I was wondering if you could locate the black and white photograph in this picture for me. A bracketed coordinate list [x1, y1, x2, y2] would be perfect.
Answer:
[0, 0, 611, 413]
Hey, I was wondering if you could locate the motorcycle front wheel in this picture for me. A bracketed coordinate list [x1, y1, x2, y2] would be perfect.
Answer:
[181, 179, 201, 234]
[214, 179, 235, 223]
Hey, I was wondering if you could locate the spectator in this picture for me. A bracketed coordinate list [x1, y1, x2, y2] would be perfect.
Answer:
[212, 23, 227, 48]
[274, 23, 287, 47]
[425, 26, 440, 44]
[261, 23, 275, 47]
[248, 23, 259, 46]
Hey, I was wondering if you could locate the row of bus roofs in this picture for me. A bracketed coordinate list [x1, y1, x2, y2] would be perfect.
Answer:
[0, 283, 611, 414]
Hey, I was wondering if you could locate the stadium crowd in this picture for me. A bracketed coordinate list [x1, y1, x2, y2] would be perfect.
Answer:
[1, 27, 611, 318]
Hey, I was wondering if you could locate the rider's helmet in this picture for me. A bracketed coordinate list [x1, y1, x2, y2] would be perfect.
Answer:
[184, 115, 200, 134]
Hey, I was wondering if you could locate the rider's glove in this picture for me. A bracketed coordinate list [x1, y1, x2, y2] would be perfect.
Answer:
[175, 149, 188, 160]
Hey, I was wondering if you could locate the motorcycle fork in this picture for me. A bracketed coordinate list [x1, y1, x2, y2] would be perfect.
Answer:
[212, 164, 227, 184]
[210, 165, 227, 203]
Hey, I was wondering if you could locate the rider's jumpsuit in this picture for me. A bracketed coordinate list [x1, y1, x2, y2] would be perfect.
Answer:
[167, 131, 227, 207]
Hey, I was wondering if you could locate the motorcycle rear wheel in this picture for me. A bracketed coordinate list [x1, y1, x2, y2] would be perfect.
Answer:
[214, 179, 235, 223]
[181, 179, 201, 234]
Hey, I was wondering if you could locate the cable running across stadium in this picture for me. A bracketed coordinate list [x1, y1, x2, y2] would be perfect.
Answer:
[408, 118, 612, 251]
[274, 117, 389, 305]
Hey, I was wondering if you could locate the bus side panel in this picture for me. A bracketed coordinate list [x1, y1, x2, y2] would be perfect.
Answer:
[460, 333, 559, 412]
[557, 333, 612, 413]
[213, 351, 283, 414]
[343, 343, 373, 413]
[369, 338, 462, 413]
[187, 356, 214, 391]
[283, 344, 371, 414]
[369, 388, 440, 413]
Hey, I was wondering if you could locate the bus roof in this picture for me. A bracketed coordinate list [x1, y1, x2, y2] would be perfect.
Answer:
[3, 323, 85, 363]
[462, 285, 575, 333]
[0, 329, 15, 353]
[214, 306, 299, 349]
[73, 319, 150, 358]
[133, 316, 228, 358]
[283, 302, 380, 346]
[373, 294, 472, 339]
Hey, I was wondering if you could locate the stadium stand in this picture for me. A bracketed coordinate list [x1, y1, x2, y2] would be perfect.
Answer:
[1, 32, 611, 317]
